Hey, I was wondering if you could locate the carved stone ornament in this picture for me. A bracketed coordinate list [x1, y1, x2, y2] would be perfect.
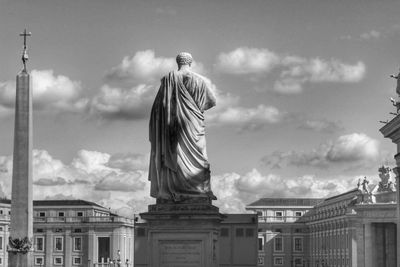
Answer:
[7, 237, 32, 254]
[378, 166, 395, 192]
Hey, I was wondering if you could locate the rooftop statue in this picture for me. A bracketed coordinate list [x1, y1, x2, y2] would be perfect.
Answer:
[148, 52, 217, 202]
[390, 68, 400, 96]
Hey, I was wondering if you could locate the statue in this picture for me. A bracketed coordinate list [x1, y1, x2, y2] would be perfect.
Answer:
[361, 177, 370, 194]
[148, 52, 217, 202]
[390, 68, 400, 96]
[378, 165, 395, 192]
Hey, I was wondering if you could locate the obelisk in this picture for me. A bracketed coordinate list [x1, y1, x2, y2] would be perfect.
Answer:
[8, 29, 33, 267]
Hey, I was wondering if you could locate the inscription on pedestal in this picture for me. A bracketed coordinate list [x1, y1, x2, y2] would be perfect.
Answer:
[159, 240, 202, 267]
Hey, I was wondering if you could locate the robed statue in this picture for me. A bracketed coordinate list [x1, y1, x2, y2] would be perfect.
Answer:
[149, 52, 217, 202]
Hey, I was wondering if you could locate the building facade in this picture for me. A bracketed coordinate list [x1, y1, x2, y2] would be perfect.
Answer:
[246, 169, 397, 267]
[0, 199, 135, 267]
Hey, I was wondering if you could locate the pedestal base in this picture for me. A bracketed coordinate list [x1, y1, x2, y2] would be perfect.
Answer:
[8, 252, 32, 267]
[140, 202, 225, 267]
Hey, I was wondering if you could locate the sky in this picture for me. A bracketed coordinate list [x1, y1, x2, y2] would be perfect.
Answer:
[1, 0, 400, 216]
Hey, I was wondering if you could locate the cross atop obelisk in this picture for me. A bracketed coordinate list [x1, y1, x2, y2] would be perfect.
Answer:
[19, 29, 31, 72]
[8, 29, 34, 267]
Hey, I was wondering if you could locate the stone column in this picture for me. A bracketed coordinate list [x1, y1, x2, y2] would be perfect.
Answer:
[45, 229, 52, 267]
[364, 223, 373, 267]
[8, 70, 33, 267]
[65, 229, 72, 267]
[88, 229, 96, 266]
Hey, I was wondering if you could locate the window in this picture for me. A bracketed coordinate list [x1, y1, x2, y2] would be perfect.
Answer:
[55, 228, 63, 233]
[74, 228, 82, 233]
[275, 211, 283, 221]
[236, 228, 244, 237]
[0, 257, 2, 265]
[294, 257, 303, 266]
[274, 257, 283, 265]
[73, 256, 82, 265]
[0, 210, 3, 215]
[0, 236, 3, 250]
[39, 212, 45, 217]
[36, 229, 44, 233]
[54, 256, 63, 265]
[77, 211, 83, 217]
[58, 212, 64, 217]
[274, 228, 282, 233]
[295, 211, 302, 217]
[54, 237, 63, 251]
[246, 228, 254, 237]
[274, 237, 283, 252]
[73, 237, 82, 251]
[258, 237, 264, 251]
[34, 257, 44, 266]
[294, 237, 303, 252]
[0, 227, 3, 231]
[256, 211, 262, 217]
[35, 237, 44, 251]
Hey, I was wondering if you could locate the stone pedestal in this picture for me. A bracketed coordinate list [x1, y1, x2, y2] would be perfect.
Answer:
[140, 200, 224, 267]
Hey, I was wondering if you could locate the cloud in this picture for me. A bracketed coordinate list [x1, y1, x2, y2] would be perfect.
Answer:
[90, 84, 154, 120]
[274, 58, 365, 93]
[0, 148, 383, 214]
[106, 153, 149, 171]
[298, 119, 343, 133]
[208, 104, 283, 131]
[215, 47, 280, 74]
[215, 47, 366, 94]
[94, 171, 146, 192]
[0, 149, 153, 214]
[262, 133, 379, 169]
[213, 169, 361, 213]
[325, 133, 379, 162]
[281, 58, 365, 83]
[90, 50, 206, 120]
[105, 50, 204, 85]
[0, 70, 89, 113]
[360, 30, 381, 40]
[34, 177, 67, 186]
[105, 50, 175, 84]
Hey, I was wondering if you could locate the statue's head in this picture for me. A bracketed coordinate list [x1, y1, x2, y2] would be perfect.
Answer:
[176, 52, 193, 68]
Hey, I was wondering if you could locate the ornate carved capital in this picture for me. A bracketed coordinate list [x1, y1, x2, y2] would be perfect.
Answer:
[7, 237, 32, 254]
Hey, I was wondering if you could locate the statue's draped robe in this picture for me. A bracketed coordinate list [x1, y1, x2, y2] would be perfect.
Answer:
[149, 70, 216, 201]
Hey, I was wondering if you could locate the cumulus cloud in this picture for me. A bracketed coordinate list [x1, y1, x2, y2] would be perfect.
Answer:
[208, 104, 283, 131]
[0, 70, 88, 113]
[0, 149, 153, 214]
[298, 119, 343, 133]
[106, 153, 149, 171]
[90, 84, 154, 120]
[34, 177, 67, 186]
[360, 30, 381, 40]
[105, 50, 204, 85]
[105, 50, 175, 84]
[213, 168, 362, 213]
[215, 47, 366, 94]
[215, 47, 280, 74]
[90, 50, 205, 120]
[0, 148, 383, 214]
[262, 133, 379, 169]
[94, 171, 146, 192]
